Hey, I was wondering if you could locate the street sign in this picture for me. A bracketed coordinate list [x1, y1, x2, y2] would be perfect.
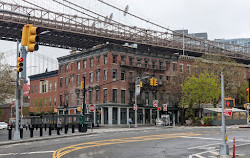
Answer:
[88, 104, 96, 112]
[223, 109, 232, 116]
[133, 104, 138, 111]
[153, 100, 158, 107]
[163, 104, 167, 111]
[224, 98, 235, 108]
[247, 103, 250, 109]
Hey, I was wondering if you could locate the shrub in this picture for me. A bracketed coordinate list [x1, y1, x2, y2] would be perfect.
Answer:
[202, 116, 214, 125]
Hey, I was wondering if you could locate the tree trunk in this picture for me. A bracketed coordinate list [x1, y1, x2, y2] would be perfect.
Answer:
[180, 107, 184, 125]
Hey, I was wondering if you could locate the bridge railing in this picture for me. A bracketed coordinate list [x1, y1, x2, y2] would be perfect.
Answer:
[0, 1, 250, 59]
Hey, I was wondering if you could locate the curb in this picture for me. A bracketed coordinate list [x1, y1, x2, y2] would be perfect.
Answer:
[0, 126, 167, 146]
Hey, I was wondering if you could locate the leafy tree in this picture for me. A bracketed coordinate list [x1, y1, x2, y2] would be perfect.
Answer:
[181, 72, 220, 118]
[237, 82, 248, 105]
[194, 54, 246, 103]
[0, 53, 15, 104]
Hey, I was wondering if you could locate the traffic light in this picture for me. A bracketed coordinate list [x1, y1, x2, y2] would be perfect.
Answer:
[154, 78, 158, 86]
[140, 81, 143, 87]
[224, 98, 235, 108]
[21, 24, 40, 52]
[150, 77, 154, 86]
[16, 57, 23, 72]
[80, 81, 84, 90]
[246, 88, 249, 102]
[77, 106, 82, 112]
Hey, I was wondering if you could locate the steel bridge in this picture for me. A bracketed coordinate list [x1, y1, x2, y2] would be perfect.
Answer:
[0, 1, 250, 62]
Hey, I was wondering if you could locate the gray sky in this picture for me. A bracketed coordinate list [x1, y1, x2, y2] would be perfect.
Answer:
[1, 0, 250, 63]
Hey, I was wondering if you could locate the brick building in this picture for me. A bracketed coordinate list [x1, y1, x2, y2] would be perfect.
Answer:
[29, 43, 250, 125]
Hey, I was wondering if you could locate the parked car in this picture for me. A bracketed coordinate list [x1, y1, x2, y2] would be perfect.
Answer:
[0, 122, 8, 129]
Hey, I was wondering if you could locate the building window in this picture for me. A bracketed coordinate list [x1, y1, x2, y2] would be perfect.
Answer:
[152, 60, 156, 69]
[96, 56, 100, 63]
[49, 98, 51, 107]
[112, 89, 117, 103]
[96, 69, 100, 82]
[49, 82, 52, 92]
[103, 89, 107, 103]
[173, 76, 177, 85]
[166, 76, 170, 84]
[121, 90, 125, 103]
[54, 82, 57, 91]
[60, 65, 63, 73]
[96, 89, 100, 103]
[65, 94, 68, 106]
[60, 94, 62, 106]
[44, 99, 47, 107]
[77, 61, 80, 70]
[65, 77, 68, 87]
[77, 74, 80, 85]
[159, 61, 163, 69]
[90, 72, 93, 83]
[83, 60, 87, 68]
[121, 55, 126, 63]
[121, 70, 125, 81]
[89, 91, 93, 104]
[137, 58, 141, 67]
[54, 97, 56, 107]
[173, 62, 177, 72]
[145, 92, 149, 105]
[113, 54, 117, 64]
[40, 81, 48, 93]
[70, 93, 73, 106]
[243, 72, 246, 79]
[187, 65, 191, 74]
[195, 66, 198, 75]
[104, 55, 108, 64]
[76, 92, 80, 105]
[60, 77, 63, 88]
[90, 58, 93, 68]
[104, 70, 107, 81]
[166, 61, 170, 71]
[144, 60, 148, 68]
[180, 64, 184, 73]
[112, 69, 117, 80]
[129, 57, 133, 66]
[66, 63, 69, 72]
[70, 74, 74, 85]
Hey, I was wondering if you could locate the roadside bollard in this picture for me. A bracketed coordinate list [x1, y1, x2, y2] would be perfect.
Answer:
[44, 124, 47, 131]
[78, 124, 81, 132]
[233, 137, 235, 158]
[20, 128, 23, 139]
[40, 126, 43, 137]
[26, 125, 28, 130]
[8, 124, 12, 140]
[64, 124, 68, 134]
[35, 124, 38, 130]
[30, 126, 34, 138]
[72, 124, 75, 133]
[49, 124, 52, 136]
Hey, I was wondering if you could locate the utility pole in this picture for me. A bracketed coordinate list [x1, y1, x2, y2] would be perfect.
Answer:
[14, 40, 20, 140]
[80, 76, 86, 132]
[248, 78, 250, 127]
[134, 77, 140, 128]
[219, 72, 229, 155]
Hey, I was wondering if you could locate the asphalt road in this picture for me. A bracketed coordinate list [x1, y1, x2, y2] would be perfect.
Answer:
[0, 126, 249, 158]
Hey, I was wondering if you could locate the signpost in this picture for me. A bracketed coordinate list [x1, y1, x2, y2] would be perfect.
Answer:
[88, 104, 96, 112]
[223, 109, 232, 116]
[247, 103, 250, 110]
[153, 100, 158, 107]
[163, 104, 167, 111]
[133, 104, 138, 111]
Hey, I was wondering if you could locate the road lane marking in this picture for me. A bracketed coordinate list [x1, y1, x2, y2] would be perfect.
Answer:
[188, 143, 221, 149]
[0, 150, 55, 156]
[53, 132, 202, 158]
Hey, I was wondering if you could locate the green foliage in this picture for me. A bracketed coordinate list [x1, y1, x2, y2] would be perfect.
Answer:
[185, 101, 195, 120]
[202, 116, 214, 125]
[0, 108, 2, 117]
[237, 82, 248, 104]
[181, 72, 220, 107]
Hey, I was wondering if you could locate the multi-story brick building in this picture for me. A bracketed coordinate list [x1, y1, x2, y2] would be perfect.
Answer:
[29, 43, 250, 125]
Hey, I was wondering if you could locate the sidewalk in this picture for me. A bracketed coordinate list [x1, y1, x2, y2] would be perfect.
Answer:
[0, 126, 165, 146]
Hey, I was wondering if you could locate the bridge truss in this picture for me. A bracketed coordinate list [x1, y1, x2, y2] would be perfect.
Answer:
[0, 1, 250, 61]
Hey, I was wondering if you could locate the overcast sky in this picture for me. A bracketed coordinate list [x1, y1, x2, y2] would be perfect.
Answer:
[1, 0, 250, 65]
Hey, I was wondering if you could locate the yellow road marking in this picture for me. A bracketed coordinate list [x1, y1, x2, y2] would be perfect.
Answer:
[53, 132, 201, 158]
